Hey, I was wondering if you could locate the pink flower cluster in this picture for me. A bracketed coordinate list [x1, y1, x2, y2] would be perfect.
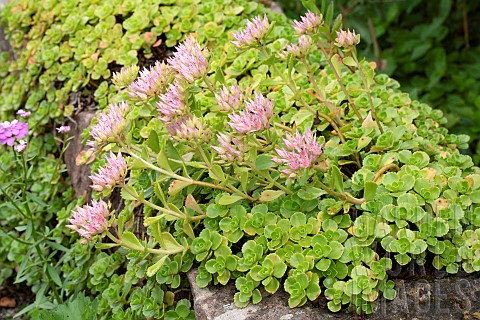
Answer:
[166, 116, 206, 142]
[228, 93, 273, 134]
[128, 61, 171, 100]
[292, 10, 323, 34]
[0, 120, 28, 146]
[90, 152, 128, 192]
[67, 199, 110, 243]
[16, 109, 31, 118]
[335, 29, 359, 48]
[167, 36, 208, 83]
[211, 133, 244, 162]
[14, 140, 27, 152]
[232, 15, 270, 47]
[57, 125, 70, 133]
[157, 82, 187, 123]
[215, 83, 244, 111]
[87, 102, 129, 150]
[272, 129, 323, 178]
[280, 35, 313, 59]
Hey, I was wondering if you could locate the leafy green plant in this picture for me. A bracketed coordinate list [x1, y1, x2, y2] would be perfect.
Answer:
[63, 0, 480, 316]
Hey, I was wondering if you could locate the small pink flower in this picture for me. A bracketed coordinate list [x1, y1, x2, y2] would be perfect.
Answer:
[228, 93, 273, 134]
[212, 133, 244, 161]
[67, 199, 110, 243]
[215, 84, 244, 111]
[16, 109, 31, 118]
[280, 35, 313, 59]
[335, 29, 360, 48]
[89, 152, 128, 192]
[272, 129, 322, 178]
[232, 15, 270, 47]
[157, 81, 187, 123]
[57, 125, 71, 133]
[87, 102, 130, 150]
[167, 36, 208, 83]
[292, 10, 323, 34]
[128, 61, 171, 100]
[14, 140, 27, 152]
[166, 116, 207, 142]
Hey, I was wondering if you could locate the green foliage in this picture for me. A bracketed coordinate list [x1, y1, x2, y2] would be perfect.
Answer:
[4, 0, 480, 318]
[333, 0, 480, 162]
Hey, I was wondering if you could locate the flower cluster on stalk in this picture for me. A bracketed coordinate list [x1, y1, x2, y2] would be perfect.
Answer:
[280, 35, 313, 59]
[157, 81, 187, 124]
[211, 133, 244, 162]
[292, 10, 323, 34]
[67, 199, 111, 244]
[89, 151, 128, 192]
[228, 93, 273, 134]
[335, 29, 360, 48]
[166, 116, 208, 142]
[167, 35, 209, 83]
[232, 15, 270, 47]
[273, 129, 323, 178]
[87, 101, 130, 150]
[215, 83, 244, 111]
[128, 61, 171, 100]
[112, 65, 139, 88]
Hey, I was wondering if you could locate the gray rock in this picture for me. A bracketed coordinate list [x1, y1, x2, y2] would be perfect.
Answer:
[187, 269, 480, 320]
[63, 110, 96, 200]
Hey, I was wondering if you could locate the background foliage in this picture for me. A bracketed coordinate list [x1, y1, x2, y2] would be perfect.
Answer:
[278, 0, 480, 162]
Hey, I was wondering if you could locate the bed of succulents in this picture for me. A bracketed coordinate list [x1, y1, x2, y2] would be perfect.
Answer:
[1, 0, 480, 319]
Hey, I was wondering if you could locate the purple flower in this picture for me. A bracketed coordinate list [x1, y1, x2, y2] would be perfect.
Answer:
[272, 129, 323, 178]
[14, 140, 27, 152]
[167, 36, 208, 83]
[157, 81, 187, 123]
[166, 116, 207, 142]
[335, 29, 360, 48]
[57, 125, 71, 133]
[292, 10, 323, 34]
[215, 84, 244, 111]
[228, 93, 273, 134]
[128, 61, 172, 100]
[87, 102, 129, 150]
[232, 15, 270, 47]
[280, 35, 313, 59]
[0, 120, 28, 146]
[211, 133, 244, 161]
[16, 109, 31, 118]
[67, 199, 110, 243]
[90, 152, 128, 192]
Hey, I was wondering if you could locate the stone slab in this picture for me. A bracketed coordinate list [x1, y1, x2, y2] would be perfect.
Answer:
[188, 269, 480, 320]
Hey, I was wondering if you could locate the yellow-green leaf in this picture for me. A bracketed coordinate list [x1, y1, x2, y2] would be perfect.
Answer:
[260, 190, 285, 202]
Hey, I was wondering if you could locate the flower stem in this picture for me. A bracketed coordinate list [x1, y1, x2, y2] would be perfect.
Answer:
[106, 230, 185, 255]
[122, 184, 185, 220]
[316, 180, 365, 205]
[351, 51, 384, 133]
[318, 45, 364, 123]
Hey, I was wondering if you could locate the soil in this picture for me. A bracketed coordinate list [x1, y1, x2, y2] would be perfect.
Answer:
[0, 281, 34, 320]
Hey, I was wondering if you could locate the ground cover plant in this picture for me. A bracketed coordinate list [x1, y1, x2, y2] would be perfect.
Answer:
[67, 1, 480, 317]
[2, 0, 480, 318]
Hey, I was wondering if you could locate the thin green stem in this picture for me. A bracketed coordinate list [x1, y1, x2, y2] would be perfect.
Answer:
[106, 230, 185, 255]
[351, 52, 384, 133]
[122, 185, 185, 220]
[243, 161, 292, 194]
[318, 45, 364, 123]
[316, 180, 365, 205]
[123, 143, 255, 201]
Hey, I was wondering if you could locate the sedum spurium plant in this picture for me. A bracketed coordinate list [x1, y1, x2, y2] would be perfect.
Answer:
[73, 3, 480, 316]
